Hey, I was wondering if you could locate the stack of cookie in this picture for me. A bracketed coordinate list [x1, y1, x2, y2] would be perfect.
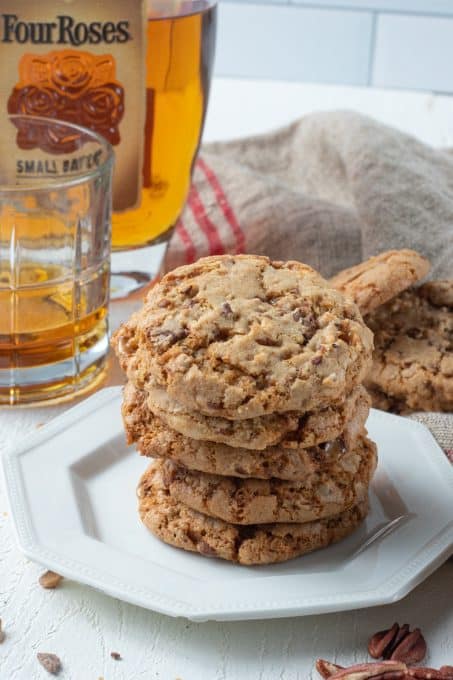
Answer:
[113, 255, 376, 565]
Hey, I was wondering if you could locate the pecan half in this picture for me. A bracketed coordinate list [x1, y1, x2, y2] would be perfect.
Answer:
[391, 631, 427, 665]
[369, 624, 426, 665]
[369, 624, 401, 659]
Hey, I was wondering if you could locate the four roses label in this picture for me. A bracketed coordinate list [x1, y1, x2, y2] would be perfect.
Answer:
[8, 50, 125, 153]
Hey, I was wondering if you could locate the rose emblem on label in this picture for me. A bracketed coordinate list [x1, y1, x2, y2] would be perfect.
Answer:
[8, 49, 125, 152]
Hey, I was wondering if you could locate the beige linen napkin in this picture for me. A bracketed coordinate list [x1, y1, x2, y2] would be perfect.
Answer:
[167, 111, 453, 278]
[409, 413, 453, 462]
[166, 111, 452, 452]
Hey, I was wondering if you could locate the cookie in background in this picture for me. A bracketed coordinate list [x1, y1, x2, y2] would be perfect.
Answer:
[330, 249, 452, 414]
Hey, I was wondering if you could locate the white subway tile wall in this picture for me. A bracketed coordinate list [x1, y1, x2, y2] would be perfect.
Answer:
[215, 0, 453, 92]
[216, 3, 373, 84]
[373, 14, 453, 92]
[220, 0, 453, 14]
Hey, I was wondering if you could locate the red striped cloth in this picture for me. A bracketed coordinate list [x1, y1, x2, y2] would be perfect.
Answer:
[167, 157, 245, 271]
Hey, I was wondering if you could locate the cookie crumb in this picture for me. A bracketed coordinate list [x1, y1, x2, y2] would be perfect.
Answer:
[0, 618, 5, 643]
[37, 652, 61, 675]
[111, 651, 122, 660]
[39, 570, 63, 589]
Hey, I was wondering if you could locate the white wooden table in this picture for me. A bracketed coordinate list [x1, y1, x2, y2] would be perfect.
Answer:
[1, 78, 452, 680]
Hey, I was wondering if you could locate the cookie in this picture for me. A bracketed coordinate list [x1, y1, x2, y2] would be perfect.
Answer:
[125, 385, 371, 480]
[159, 436, 376, 525]
[138, 383, 299, 450]
[330, 249, 430, 316]
[113, 255, 373, 419]
[138, 464, 369, 565]
[123, 381, 369, 452]
[365, 282, 453, 412]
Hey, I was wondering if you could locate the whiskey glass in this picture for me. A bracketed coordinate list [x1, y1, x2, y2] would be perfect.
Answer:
[110, 0, 217, 298]
[0, 115, 113, 405]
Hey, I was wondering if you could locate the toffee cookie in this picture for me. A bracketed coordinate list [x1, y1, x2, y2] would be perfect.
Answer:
[113, 255, 373, 419]
[123, 382, 370, 452]
[138, 464, 369, 565]
[135, 383, 299, 450]
[124, 385, 371, 481]
[365, 282, 453, 412]
[159, 436, 377, 525]
[330, 249, 430, 316]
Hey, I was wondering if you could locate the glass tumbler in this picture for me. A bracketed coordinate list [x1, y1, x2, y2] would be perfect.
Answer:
[0, 115, 114, 406]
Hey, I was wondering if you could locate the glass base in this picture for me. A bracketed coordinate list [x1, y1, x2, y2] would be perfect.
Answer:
[0, 333, 108, 407]
[110, 241, 169, 300]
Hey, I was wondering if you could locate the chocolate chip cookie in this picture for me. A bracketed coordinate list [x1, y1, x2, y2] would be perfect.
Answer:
[123, 382, 370, 453]
[158, 436, 376, 525]
[330, 249, 430, 316]
[365, 281, 453, 412]
[135, 382, 300, 450]
[138, 464, 369, 565]
[113, 255, 373, 419]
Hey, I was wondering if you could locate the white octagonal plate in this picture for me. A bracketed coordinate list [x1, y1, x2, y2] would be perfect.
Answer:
[2, 387, 453, 622]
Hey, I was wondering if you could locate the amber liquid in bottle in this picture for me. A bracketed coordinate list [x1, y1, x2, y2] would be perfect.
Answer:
[111, 3, 217, 251]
